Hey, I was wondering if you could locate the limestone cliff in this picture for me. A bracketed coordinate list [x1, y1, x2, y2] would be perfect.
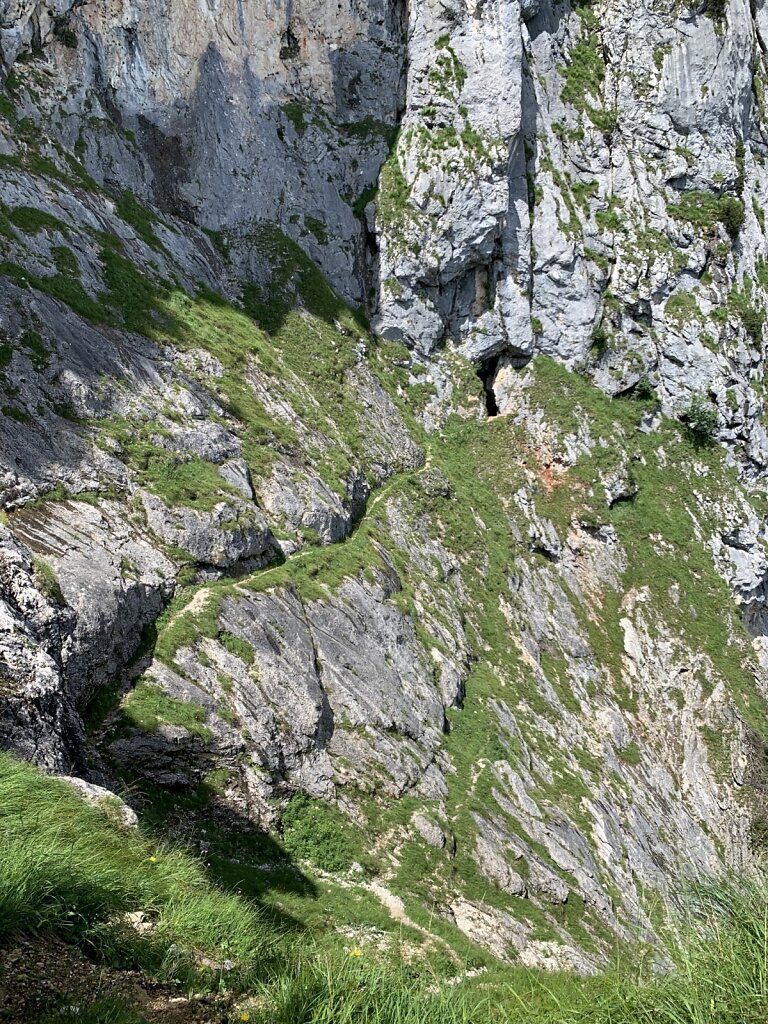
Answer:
[2, 0, 768, 970]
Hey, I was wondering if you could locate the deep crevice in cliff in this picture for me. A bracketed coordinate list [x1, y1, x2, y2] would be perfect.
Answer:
[477, 355, 500, 417]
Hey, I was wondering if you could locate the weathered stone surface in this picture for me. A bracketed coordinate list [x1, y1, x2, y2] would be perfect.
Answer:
[56, 775, 139, 828]
[0, 503, 173, 772]
[140, 491, 275, 569]
[412, 812, 447, 849]
[372, 0, 768, 475]
[116, 558, 467, 804]
[10, 500, 175, 705]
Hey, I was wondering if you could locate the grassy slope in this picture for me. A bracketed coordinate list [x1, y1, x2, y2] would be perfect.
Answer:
[0, 752, 270, 989]
[38, 208, 760, 950]
[139, 348, 765, 951]
[3, 751, 768, 1023]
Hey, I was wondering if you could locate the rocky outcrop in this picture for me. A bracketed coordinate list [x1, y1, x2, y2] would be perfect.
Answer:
[111, 549, 469, 803]
[0, 0, 407, 303]
[375, 0, 768, 471]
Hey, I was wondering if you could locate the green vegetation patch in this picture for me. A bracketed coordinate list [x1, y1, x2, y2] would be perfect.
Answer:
[282, 794, 369, 873]
[7, 752, 768, 1022]
[0, 751, 270, 990]
[525, 358, 766, 736]
[8, 205, 69, 236]
[375, 137, 421, 251]
[667, 189, 745, 237]
[32, 555, 65, 605]
[429, 35, 468, 100]
[558, 9, 617, 132]
[114, 190, 165, 251]
[729, 280, 765, 342]
[121, 679, 212, 740]
[142, 453, 238, 510]
[218, 629, 255, 664]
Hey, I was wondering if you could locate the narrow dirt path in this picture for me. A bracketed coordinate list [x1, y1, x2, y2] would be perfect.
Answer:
[239, 451, 433, 590]
[165, 585, 212, 626]
[367, 879, 461, 964]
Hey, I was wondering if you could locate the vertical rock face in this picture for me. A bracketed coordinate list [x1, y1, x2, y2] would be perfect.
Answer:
[374, 0, 532, 360]
[374, 0, 768, 470]
[4, 0, 768, 970]
[1, 0, 407, 301]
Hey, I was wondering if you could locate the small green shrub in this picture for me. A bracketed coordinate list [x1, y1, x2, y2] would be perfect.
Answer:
[218, 630, 255, 664]
[19, 328, 49, 369]
[632, 376, 657, 402]
[283, 101, 308, 134]
[705, 0, 728, 21]
[1, 403, 30, 423]
[304, 216, 328, 246]
[595, 208, 620, 232]
[718, 195, 746, 237]
[32, 556, 65, 605]
[730, 284, 765, 342]
[282, 794, 364, 873]
[681, 392, 718, 445]
[667, 190, 744, 238]
[591, 321, 609, 354]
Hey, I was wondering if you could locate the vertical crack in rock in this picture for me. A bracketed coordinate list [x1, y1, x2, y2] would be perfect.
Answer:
[478, 354, 501, 417]
[300, 599, 336, 756]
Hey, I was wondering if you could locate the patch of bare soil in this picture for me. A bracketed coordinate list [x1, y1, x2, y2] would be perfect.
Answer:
[0, 936, 232, 1023]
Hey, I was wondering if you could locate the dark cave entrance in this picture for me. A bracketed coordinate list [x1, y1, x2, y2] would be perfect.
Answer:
[477, 355, 501, 417]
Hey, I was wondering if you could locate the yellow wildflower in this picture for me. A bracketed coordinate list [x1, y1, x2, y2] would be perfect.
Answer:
[148, 855, 157, 863]
[350, 947, 362, 957]
[239, 1015, 250, 1022]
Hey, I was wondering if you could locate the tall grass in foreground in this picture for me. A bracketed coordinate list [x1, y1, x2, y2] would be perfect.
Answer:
[627, 875, 768, 1023]
[3, 749, 768, 1023]
[243, 874, 768, 1024]
[0, 751, 271, 988]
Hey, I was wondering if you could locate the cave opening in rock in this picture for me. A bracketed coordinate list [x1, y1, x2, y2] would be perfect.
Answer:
[477, 355, 501, 417]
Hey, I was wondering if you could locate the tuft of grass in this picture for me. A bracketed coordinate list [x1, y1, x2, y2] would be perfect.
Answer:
[9, 205, 69, 236]
[218, 629, 255, 664]
[40, 998, 149, 1024]
[667, 189, 745, 238]
[32, 555, 65, 605]
[681, 392, 718, 445]
[114, 191, 165, 251]
[141, 454, 238, 511]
